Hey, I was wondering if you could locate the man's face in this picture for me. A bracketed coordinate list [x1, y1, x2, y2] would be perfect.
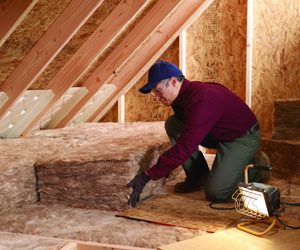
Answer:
[151, 78, 179, 106]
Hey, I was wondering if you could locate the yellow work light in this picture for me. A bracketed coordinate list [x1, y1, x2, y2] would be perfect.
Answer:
[232, 164, 282, 236]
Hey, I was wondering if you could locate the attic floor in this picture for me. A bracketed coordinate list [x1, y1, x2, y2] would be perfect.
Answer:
[0, 174, 299, 249]
[0, 171, 207, 249]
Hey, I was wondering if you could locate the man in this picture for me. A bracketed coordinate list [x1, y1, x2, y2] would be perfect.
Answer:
[127, 60, 261, 207]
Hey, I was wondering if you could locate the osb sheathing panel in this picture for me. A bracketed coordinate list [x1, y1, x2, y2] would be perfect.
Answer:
[252, 0, 300, 138]
[186, 0, 247, 100]
[118, 190, 241, 232]
[0, 0, 72, 85]
[101, 38, 178, 122]
[30, 0, 122, 90]
[100, 102, 118, 122]
[272, 99, 300, 140]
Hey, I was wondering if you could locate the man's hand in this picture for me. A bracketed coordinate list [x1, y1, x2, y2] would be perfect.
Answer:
[127, 172, 151, 207]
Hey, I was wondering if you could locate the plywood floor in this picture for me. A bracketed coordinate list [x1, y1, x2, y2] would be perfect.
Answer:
[159, 225, 300, 250]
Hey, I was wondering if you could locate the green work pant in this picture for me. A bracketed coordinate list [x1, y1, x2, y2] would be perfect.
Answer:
[165, 115, 261, 202]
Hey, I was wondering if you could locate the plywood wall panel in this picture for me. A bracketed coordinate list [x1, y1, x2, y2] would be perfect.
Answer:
[186, 0, 247, 99]
[252, 0, 300, 138]
[0, 0, 72, 85]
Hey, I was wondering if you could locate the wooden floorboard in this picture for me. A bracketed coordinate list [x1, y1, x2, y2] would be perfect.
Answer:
[158, 224, 300, 250]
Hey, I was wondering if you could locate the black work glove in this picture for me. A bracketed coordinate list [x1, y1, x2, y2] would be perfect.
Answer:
[127, 172, 151, 207]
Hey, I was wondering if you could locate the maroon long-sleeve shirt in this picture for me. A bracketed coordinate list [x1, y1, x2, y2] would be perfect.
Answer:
[147, 79, 257, 180]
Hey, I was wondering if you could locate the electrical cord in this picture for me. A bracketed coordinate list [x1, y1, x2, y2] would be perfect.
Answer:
[209, 202, 235, 210]
[275, 215, 300, 230]
[280, 202, 300, 206]
[209, 202, 300, 229]
[275, 201, 300, 229]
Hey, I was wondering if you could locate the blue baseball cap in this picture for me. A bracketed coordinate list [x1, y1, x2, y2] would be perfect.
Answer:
[139, 60, 184, 94]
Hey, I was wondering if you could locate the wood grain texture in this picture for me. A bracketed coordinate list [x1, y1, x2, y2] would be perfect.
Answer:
[118, 190, 241, 232]
[22, 0, 145, 134]
[55, 0, 183, 127]
[0, 0, 38, 47]
[186, 0, 247, 100]
[30, 0, 121, 90]
[272, 99, 300, 140]
[0, 0, 103, 117]
[0, 0, 72, 84]
[159, 225, 300, 250]
[252, 0, 300, 138]
[89, 0, 213, 122]
[62, 242, 154, 250]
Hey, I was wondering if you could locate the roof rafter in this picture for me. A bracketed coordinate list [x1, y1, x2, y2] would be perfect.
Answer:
[0, 0, 103, 118]
[54, 0, 184, 128]
[21, 0, 146, 135]
[89, 0, 214, 122]
[0, 0, 38, 47]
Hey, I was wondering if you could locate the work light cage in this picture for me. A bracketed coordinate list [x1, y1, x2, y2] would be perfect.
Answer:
[232, 185, 274, 219]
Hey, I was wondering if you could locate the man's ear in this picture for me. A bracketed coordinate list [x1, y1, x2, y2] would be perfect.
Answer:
[171, 77, 177, 87]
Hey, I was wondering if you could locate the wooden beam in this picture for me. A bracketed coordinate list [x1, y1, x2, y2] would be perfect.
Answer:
[179, 30, 187, 75]
[118, 95, 125, 123]
[0, 0, 103, 119]
[88, 0, 214, 122]
[61, 241, 154, 250]
[54, 0, 184, 128]
[21, 0, 145, 135]
[0, 0, 38, 47]
[246, 0, 253, 107]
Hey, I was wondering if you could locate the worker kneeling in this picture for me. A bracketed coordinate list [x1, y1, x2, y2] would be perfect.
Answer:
[127, 60, 262, 207]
